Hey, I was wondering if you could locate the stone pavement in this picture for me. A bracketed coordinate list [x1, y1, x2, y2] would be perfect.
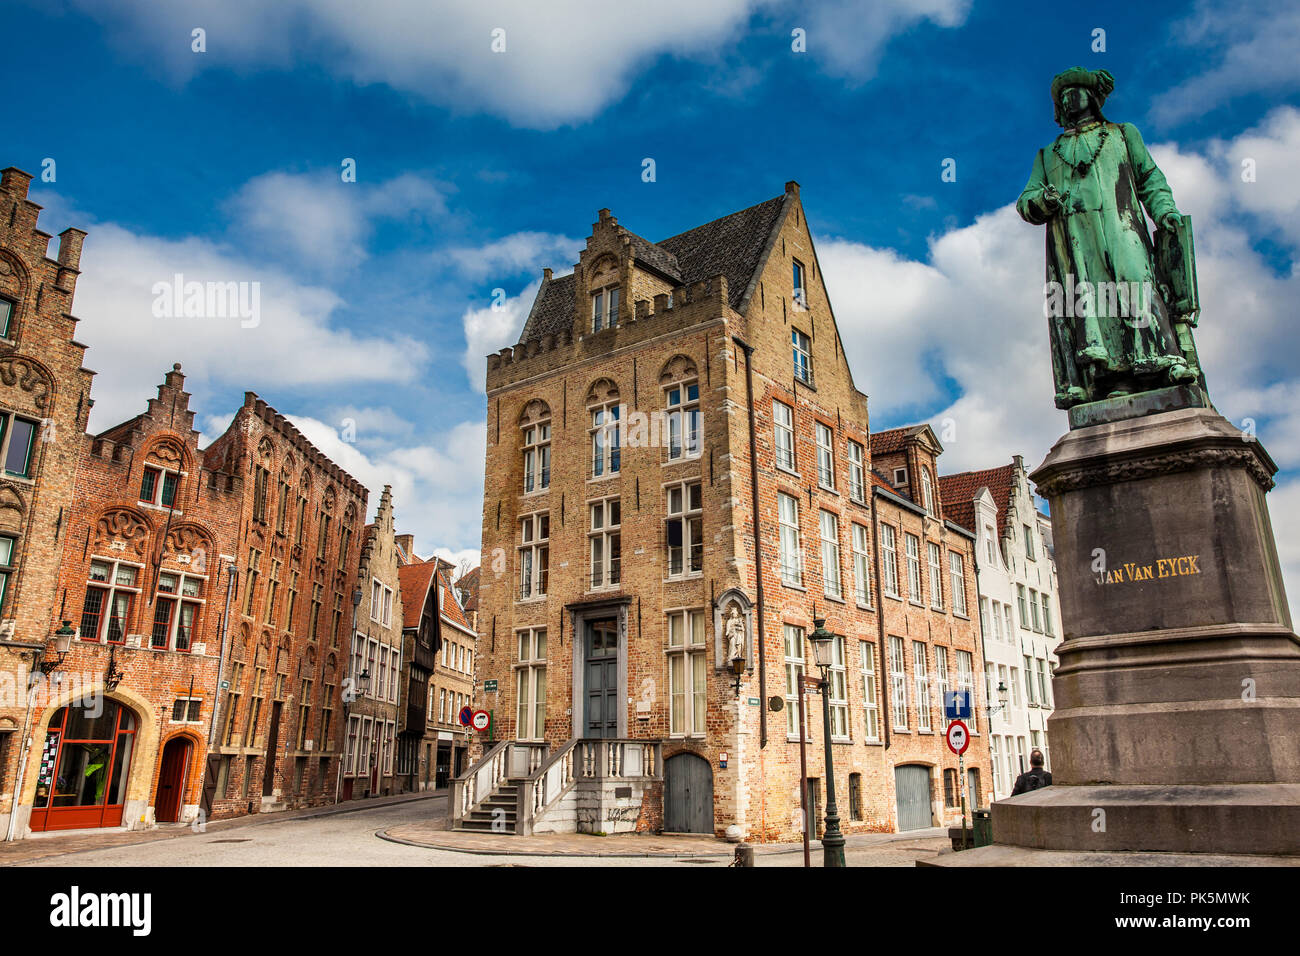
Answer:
[380, 820, 952, 859]
[0, 789, 443, 866]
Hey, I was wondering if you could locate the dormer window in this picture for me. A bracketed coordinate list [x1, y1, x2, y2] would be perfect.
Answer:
[140, 466, 179, 508]
[592, 286, 620, 332]
[892, 467, 908, 487]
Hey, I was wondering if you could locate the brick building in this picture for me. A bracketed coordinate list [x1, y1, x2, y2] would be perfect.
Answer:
[469, 184, 990, 841]
[0, 167, 107, 838]
[341, 485, 403, 799]
[428, 559, 476, 787]
[395, 548, 438, 791]
[940, 456, 1063, 799]
[202, 393, 367, 815]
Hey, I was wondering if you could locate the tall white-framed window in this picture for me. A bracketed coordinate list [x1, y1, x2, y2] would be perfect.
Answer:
[778, 492, 802, 587]
[150, 570, 205, 652]
[829, 634, 848, 740]
[783, 624, 806, 737]
[591, 285, 619, 332]
[773, 400, 796, 472]
[913, 640, 932, 732]
[1024, 654, 1037, 705]
[665, 481, 703, 578]
[792, 328, 813, 384]
[80, 558, 143, 644]
[522, 419, 551, 494]
[920, 466, 935, 515]
[819, 510, 842, 600]
[905, 533, 923, 603]
[666, 609, 707, 736]
[792, 258, 807, 308]
[859, 640, 880, 742]
[847, 441, 866, 503]
[1029, 588, 1043, 632]
[590, 402, 621, 477]
[935, 646, 950, 713]
[1017, 584, 1029, 628]
[888, 636, 908, 730]
[1024, 523, 1036, 560]
[345, 714, 361, 774]
[665, 379, 701, 460]
[1002, 604, 1013, 641]
[518, 511, 550, 600]
[815, 422, 835, 490]
[515, 628, 547, 740]
[1037, 658, 1052, 707]
[851, 523, 872, 606]
[990, 736, 1004, 798]
[1009, 666, 1022, 708]
[588, 497, 621, 589]
[1042, 594, 1054, 636]
[927, 541, 944, 610]
[880, 523, 900, 598]
[984, 525, 997, 567]
[949, 552, 968, 616]
[957, 650, 976, 733]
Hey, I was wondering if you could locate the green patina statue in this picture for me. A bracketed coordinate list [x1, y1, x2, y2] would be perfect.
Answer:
[1018, 67, 1205, 413]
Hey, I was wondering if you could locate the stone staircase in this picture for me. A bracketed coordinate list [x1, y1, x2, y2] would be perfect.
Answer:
[457, 780, 520, 833]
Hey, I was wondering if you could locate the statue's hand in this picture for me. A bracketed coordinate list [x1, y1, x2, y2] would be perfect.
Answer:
[1160, 212, 1182, 231]
[1042, 185, 1062, 212]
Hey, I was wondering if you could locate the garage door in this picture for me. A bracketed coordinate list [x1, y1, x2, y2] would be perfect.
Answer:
[895, 765, 933, 831]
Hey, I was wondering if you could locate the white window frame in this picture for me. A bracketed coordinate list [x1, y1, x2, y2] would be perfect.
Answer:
[905, 533, 923, 604]
[957, 650, 976, 734]
[888, 636, 908, 731]
[518, 511, 550, 600]
[859, 640, 880, 742]
[665, 379, 701, 460]
[778, 492, 803, 587]
[592, 285, 620, 332]
[847, 440, 865, 503]
[665, 482, 703, 579]
[589, 402, 622, 478]
[792, 328, 813, 384]
[828, 634, 849, 740]
[82, 557, 144, 644]
[515, 628, 547, 740]
[913, 640, 932, 733]
[920, 466, 934, 515]
[666, 609, 707, 737]
[851, 523, 872, 606]
[773, 400, 796, 472]
[783, 624, 807, 738]
[815, 422, 835, 490]
[880, 523, 900, 599]
[949, 551, 968, 616]
[927, 541, 944, 610]
[522, 420, 552, 494]
[151, 570, 206, 652]
[819, 510, 842, 600]
[588, 497, 621, 590]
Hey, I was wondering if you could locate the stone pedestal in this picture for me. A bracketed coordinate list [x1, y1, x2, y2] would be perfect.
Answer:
[992, 406, 1300, 856]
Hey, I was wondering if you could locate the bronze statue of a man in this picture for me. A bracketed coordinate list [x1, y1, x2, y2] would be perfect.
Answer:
[1018, 67, 1204, 409]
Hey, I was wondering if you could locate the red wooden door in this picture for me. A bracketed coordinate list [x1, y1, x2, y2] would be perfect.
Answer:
[155, 737, 192, 823]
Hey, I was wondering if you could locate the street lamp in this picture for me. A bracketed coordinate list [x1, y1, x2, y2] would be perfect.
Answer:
[807, 617, 846, 868]
[987, 680, 1010, 717]
[34, 620, 76, 677]
[728, 653, 746, 698]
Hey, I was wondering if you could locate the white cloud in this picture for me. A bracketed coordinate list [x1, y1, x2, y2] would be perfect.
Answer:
[63, 218, 428, 430]
[287, 415, 487, 559]
[444, 232, 581, 282]
[820, 111, 1300, 602]
[1152, 0, 1300, 125]
[800, 0, 970, 82]
[460, 279, 542, 392]
[226, 171, 446, 271]
[76, 0, 765, 128]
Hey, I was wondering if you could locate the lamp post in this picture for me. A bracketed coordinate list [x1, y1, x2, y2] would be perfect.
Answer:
[987, 680, 1010, 717]
[807, 618, 846, 868]
[728, 653, 746, 698]
[34, 620, 76, 678]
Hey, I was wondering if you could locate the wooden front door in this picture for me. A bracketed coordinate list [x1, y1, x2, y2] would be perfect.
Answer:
[664, 752, 713, 833]
[895, 765, 933, 831]
[155, 737, 192, 823]
[262, 702, 282, 797]
[583, 618, 619, 738]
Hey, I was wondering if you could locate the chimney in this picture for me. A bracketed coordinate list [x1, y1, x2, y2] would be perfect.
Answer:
[57, 227, 86, 271]
[395, 533, 415, 557]
[785, 180, 800, 197]
[1, 167, 33, 200]
[543, 267, 552, 282]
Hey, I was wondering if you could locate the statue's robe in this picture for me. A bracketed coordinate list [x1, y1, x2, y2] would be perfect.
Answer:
[1017, 121, 1184, 406]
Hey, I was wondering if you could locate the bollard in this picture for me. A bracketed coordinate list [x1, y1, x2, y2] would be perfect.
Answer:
[734, 843, 755, 867]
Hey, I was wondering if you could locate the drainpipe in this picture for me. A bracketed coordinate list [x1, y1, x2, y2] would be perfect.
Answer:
[5, 655, 41, 842]
[206, 563, 239, 750]
[870, 488, 891, 749]
[731, 336, 768, 749]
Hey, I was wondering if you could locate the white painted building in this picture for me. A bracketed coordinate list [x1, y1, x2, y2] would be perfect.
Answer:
[940, 456, 1063, 801]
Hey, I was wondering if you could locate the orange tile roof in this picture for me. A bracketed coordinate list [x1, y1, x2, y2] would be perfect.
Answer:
[938, 464, 1016, 538]
[397, 560, 439, 630]
[868, 426, 915, 455]
[436, 565, 474, 634]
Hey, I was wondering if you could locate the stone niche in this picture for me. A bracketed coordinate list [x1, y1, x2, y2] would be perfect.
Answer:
[712, 588, 754, 671]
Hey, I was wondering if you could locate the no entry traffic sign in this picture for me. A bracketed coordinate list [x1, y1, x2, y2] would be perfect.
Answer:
[458, 706, 473, 727]
[946, 720, 970, 755]
[470, 709, 491, 732]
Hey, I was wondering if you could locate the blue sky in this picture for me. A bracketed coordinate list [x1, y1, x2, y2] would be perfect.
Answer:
[5, 0, 1300, 590]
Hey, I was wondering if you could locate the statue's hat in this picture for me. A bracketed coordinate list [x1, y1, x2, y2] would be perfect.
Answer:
[1051, 67, 1115, 125]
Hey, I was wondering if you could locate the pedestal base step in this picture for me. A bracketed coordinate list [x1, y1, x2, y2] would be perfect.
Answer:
[920, 844, 1300, 867]
[992, 783, 1300, 856]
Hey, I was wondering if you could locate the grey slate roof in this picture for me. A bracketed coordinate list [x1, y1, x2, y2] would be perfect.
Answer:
[517, 193, 788, 344]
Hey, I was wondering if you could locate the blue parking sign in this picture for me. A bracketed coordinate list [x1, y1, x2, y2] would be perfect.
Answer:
[944, 690, 972, 720]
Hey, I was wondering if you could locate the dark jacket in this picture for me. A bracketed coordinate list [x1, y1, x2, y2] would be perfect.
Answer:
[1011, 767, 1052, 795]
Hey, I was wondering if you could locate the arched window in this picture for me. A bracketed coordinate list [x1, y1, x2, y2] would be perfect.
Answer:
[519, 400, 551, 494]
[30, 700, 138, 831]
[586, 379, 621, 478]
[921, 466, 935, 515]
[660, 356, 700, 460]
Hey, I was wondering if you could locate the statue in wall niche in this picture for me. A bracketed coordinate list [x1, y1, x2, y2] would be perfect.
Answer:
[725, 603, 746, 662]
[1017, 67, 1206, 410]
